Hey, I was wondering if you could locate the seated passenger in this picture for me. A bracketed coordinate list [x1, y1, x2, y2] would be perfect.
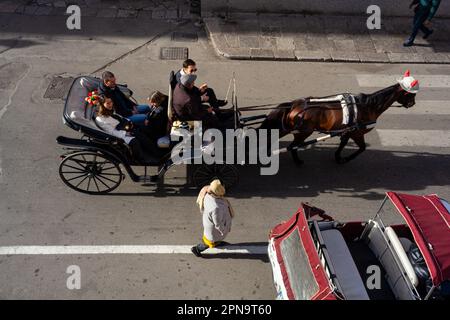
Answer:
[172, 73, 220, 130]
[98, 71, 150, 126]
[95, 96, 159, 164]
[142, 90, 169, 140]
[175, 59, 227, 110]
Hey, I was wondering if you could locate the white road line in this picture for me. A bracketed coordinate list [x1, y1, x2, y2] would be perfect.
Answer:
[386, 100, 450, 115]
[377, 130, 450, 147]
[0, 245, 269, 255]
[356, 74, 450, 88]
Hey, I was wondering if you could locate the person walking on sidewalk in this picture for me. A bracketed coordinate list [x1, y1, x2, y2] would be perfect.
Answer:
[404, 0, 441, 46]
[191, 180, 235, 257]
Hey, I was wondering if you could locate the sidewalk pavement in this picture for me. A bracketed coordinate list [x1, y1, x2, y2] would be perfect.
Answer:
[204, 14, 450, 64]
[0, 0, 190, 20]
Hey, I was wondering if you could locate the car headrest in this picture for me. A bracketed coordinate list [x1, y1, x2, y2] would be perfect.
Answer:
[385, 227, 419, 287]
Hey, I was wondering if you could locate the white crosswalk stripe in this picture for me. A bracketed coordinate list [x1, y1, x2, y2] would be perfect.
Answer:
[356, 74, 450, 88]
[377, 130, 450, 148]
[386, 100, 450, 115]
[355, 73, 450, 148]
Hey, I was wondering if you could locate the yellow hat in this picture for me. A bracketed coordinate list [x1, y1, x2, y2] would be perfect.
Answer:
[208, 179, 225, 197]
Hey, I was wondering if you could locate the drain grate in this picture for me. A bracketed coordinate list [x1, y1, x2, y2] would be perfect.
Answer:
[172, 32, 198, 42]
[160, 47, 189, 60]
[44, 76, 74, 99]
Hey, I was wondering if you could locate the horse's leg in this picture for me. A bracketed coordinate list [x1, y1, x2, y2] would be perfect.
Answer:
[343, 133, 366, 163]
[335, 133, 350, 164]
[289, 132, 312, 166]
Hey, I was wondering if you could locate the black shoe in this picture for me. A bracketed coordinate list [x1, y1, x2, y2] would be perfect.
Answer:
[217, 100, 228, 107]
[423, 29, 434, 39]
[215, 241, 231, 247]
[403, 39, 414, 47]
[191, 246, 202, 257]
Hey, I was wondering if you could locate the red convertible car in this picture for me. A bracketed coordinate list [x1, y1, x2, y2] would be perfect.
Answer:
[268, 192, 450, 300]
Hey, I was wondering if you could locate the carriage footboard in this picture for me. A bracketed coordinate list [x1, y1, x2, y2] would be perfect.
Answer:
[57, 136, 100, 148]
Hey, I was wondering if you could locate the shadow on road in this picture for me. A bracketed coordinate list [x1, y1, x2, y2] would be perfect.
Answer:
[0, 38, 42, 54]
[105, 146, 450, 200]
[201, 254, 269, 262]
[201, 242, 269, 262]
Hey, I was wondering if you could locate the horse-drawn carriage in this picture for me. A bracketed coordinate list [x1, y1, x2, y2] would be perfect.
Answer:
[56, 73, 241, 194]
[57, 70, 419, 194]
[268, 192, 450, 300]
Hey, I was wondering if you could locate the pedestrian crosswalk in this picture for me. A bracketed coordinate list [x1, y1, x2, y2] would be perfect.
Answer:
[377, 130, 450, 148]
[386, 100, 450, 115]
[356, 74, 450, 88]
[356, 73, 450, 149]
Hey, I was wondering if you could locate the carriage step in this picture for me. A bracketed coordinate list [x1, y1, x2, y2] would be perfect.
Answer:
[138, 175, 160, 183]
[240, 114, 267, 123]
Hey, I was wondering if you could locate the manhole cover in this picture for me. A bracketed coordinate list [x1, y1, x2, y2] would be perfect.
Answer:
[44, 76, 74, 99]
[172, 32, 198, 42]
[160, 47, 189, 60]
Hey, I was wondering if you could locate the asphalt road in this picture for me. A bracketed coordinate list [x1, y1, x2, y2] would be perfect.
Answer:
[0, 13, 449, 299]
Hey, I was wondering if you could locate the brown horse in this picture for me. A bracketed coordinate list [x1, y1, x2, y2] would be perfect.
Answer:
[260, 72, 418, 165]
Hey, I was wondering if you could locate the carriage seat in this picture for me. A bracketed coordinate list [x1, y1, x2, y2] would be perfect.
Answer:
[365, 221, 418, 300]
[315, 222, 370, 300]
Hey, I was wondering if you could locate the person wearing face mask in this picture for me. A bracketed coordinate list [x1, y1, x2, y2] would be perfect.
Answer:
[175, 59, 228, 110]
[172, 73, 220, 130]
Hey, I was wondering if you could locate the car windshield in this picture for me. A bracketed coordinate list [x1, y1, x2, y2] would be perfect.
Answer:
[440, 198, 450, 214]
[280, 228, 320, 299]
[376, 197, 406, 226]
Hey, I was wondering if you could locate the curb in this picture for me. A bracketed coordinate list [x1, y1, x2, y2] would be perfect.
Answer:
[204, 17, 450, 64]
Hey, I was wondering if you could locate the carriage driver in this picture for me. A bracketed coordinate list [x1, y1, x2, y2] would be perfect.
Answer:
[172, 73, 221, 130]
[175, 59, 228, 111]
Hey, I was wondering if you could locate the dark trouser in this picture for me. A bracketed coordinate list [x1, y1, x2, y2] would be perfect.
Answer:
[128, 138, 146, 163]
[202, 113, 235, 133]
[408, 5, 431, 42]
[128, 128, 161, 163]
[216, 109, 236, 129]
[204, 87, 221, 109]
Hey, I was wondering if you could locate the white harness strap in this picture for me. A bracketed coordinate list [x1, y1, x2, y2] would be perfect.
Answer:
[310, 94, 357, 126]
[310, 94, 343, 103]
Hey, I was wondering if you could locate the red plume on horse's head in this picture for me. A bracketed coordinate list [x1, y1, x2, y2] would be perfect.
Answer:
[410, 79, 419, 88]
[404, 70, 411, 78]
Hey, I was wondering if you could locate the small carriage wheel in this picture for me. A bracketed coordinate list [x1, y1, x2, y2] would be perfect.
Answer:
[192, 164, 239, 190]
[59, 151, 123, 195]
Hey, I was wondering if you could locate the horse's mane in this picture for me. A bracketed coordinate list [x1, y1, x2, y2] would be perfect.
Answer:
[356, 84, 398, 107]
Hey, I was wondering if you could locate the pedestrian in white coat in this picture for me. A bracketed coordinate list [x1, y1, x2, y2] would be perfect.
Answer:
[191, 179, 235, 257]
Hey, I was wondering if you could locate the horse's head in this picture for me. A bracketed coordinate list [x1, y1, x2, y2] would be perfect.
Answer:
[396, 70, 419, 108]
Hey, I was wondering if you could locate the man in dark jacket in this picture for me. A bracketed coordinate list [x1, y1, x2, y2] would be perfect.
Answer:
[404, 0, 441, 46]
[172, 73, 219, 130]
[98, 71, 150, 125]
[175, 59, 227, 110]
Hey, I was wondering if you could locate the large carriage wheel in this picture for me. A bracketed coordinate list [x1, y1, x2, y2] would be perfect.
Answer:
[59, 151, 123, 195]
[191, 164, 239, 190]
